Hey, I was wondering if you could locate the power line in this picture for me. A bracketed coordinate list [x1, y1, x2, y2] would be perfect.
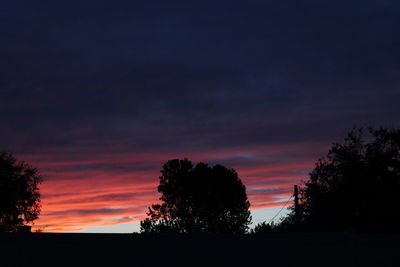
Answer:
[268, 195, 293, 224]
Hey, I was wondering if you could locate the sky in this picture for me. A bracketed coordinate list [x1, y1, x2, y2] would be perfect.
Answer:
[1, 0, 400, 232]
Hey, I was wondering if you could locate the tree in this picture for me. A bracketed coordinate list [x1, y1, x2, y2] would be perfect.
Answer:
[288, 127, 400, 232]
[0, 152, 42, 232]
[140, 159, 251, 233]
[250, 222, 276, 234]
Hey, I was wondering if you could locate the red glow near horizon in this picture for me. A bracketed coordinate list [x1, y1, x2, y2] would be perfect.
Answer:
[19, 142, 326, 232]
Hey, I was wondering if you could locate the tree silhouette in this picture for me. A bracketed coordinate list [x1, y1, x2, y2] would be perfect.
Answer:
[250, 221, 276, 234]
[0, 152, 42, 232]
[140, 159, 251, 233]
[287, 127, 400, 232]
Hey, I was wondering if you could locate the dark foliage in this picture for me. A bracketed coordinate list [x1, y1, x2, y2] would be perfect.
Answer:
[280, 127, 400, 233]
[250, 222, 276, 234]
[0, 152, 42, 232]
[140, 159, 251, 233]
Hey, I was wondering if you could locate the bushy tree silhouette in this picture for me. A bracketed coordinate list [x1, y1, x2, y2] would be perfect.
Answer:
[140, 159, 251, 233]
[250, 222, 276, 234]
[286, 127, 400, 232]
[0, 152, 42, 232]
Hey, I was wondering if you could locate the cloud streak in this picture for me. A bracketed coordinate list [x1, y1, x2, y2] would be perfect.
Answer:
[1, 0, 400, 232]
[26, 142, 319, 232]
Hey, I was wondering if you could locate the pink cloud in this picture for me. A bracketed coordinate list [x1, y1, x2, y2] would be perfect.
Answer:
[23, 142, 323, 232]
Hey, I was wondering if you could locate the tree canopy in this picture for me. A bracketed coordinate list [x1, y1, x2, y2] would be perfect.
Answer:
[140, 159, 251, 233]
[279, 127, 400, 233]
[0, 152, 42, 232]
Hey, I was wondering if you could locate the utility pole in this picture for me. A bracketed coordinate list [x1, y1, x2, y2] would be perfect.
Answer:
[294, 185, 300, 225]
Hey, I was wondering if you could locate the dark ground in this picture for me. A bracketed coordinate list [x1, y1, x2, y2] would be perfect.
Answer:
[0, 233, 399, 266]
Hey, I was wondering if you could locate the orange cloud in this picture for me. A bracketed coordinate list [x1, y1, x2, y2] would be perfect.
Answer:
[23, 142, 321, 232]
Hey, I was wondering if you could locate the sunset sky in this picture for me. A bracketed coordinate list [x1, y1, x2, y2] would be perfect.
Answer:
[1, 1, 400, 232]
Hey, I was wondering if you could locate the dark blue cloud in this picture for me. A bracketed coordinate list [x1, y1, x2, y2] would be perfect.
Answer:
[3, 0, 400, 232]
[1, 0, 399, 155]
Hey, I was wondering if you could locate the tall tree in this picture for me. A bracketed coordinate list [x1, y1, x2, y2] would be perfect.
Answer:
[0, 152, 42, 232]
[140, 159, 251, 233]
[288, 127, 400, 232]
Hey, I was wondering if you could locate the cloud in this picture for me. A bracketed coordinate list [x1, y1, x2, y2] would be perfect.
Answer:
[28, 143, 314, 231]
[2, 0, 400, 231]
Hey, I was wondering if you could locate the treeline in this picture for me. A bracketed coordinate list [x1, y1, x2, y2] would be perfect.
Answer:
[1, 126, 400, 234]
[252, 127, 400, 234]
